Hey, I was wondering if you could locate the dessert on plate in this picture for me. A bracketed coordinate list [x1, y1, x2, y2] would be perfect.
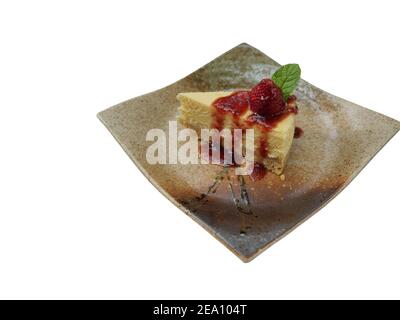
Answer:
[176, 64, 301, 180]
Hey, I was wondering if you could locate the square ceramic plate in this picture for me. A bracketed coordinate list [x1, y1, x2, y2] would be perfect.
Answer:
[98, 43, 400, 262]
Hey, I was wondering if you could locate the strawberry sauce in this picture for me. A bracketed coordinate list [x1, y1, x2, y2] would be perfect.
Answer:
[209, 90, 301, 181]
[249, 162, 267, 181]
[212, 91, 250, 131]
[294, 127, 304, 138]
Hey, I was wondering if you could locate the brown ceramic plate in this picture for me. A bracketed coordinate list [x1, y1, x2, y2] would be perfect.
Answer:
[98, 43, 400, 262]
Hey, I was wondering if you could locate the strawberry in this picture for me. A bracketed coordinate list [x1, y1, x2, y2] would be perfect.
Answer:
[249, 79, 285, 117]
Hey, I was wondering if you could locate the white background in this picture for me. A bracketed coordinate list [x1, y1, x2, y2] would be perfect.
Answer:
[0, 1, 399, 300]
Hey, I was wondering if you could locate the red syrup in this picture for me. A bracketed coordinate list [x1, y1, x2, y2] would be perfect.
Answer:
[249, 162, 267, 181]
[259, 138, 268, 159]
[246, 111, 293, 129]
[212, 91, 249, 131]
[294, 127, 304, 139]
[208, 91, 299, 181]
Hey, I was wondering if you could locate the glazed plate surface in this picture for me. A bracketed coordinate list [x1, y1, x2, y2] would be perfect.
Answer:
[98, 43, 399, 262]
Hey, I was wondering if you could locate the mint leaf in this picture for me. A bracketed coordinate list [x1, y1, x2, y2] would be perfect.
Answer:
[271, 64, 301, 101]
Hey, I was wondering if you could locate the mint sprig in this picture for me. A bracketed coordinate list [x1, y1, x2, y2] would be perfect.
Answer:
[271, 64, 301, 101]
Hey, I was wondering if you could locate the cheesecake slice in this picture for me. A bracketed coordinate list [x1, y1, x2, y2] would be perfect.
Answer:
[177, 91, 296, 176]
[176, 64, 301, 179]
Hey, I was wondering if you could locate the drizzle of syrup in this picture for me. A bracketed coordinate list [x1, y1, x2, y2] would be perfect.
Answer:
[246, 112, 292, 131]
[259, 138, 268, 159]
[213, 91, 249, 115]
[249, 162, 267, 181]
[294, 127, 304, 138]
[212, 91, 249, 131]
[209, 90, 299, 180]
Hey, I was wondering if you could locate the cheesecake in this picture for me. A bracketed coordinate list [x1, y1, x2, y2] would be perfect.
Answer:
[176, 64, 301, 179]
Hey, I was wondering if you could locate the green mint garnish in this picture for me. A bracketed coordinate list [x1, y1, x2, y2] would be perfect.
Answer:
[271, 64, 301, 101]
